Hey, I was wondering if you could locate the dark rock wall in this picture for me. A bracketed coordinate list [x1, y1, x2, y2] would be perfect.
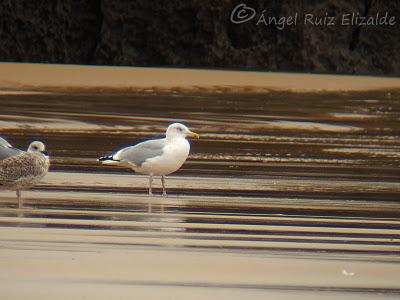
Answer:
[0, 0, 101, 63]
[1, 0, 399, 76]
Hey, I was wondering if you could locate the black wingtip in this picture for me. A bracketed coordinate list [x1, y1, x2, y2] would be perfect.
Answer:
[98, 155, 112, 162]
[98, 155, 120, 162]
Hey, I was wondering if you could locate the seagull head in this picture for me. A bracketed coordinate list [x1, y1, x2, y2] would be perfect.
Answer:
[166, 123, 200, 140]
[28, 141, 48, 156]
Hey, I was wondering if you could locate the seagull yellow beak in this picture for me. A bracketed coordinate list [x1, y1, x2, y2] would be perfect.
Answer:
[186, 130, 200, 139]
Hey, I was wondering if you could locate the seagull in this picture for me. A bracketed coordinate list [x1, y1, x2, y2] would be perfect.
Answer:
[0, 138, 50, 208]
[99, 123, 199, 196]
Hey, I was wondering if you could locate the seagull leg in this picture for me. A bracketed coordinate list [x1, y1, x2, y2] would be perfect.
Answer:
[16, 190, 22, 208]
[148, 174, 153, 196]
[148, 175, 154, 213]
[161, 176, 167, 197]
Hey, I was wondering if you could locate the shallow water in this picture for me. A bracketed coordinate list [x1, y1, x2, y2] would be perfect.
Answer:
[0, 90, 400, 298]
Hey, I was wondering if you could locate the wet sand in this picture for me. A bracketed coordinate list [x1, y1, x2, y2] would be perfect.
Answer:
[0, 63, 400, 299]
[1, 183, 400, 299]
[1, 240, 400, 300]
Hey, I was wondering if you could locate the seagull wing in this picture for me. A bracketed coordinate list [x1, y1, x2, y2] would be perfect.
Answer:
[114, 139, 167, 167]
[0, 137, 24, 161]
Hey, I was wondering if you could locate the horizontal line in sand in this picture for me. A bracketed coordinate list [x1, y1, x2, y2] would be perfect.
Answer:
[1, 216, 399, 236]
[2, 207, 400, 225]
[0, 63, 399, 94]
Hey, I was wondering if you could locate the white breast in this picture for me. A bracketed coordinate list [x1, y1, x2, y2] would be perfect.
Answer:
[139, 138, 190, 176]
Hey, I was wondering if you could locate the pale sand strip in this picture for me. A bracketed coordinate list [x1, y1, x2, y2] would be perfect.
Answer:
[38, 172, 400, 194]
[1, 229, 400, 290]
[0, 63, 399, 93]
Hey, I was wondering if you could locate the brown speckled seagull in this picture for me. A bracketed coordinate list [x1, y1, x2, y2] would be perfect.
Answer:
[0, 137, 50, 208]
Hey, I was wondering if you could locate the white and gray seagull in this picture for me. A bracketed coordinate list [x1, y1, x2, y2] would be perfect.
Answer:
[99, 123, 199, 196]
[0, 137, 50, 208]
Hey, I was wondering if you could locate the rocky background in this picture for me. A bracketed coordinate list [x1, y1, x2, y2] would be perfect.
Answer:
[0, 0, 399, 76]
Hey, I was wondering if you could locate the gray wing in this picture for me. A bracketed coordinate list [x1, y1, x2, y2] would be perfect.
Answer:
[0, 137, 23, 161]
[0, 137, 12, 147]
[115, 139, 167, 167]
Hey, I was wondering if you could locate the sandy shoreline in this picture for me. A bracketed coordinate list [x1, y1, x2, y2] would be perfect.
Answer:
[1, 62, 400, 300]
[0, 63, 399, 94]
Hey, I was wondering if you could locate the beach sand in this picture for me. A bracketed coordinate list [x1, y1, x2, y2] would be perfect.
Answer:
[1, 62, 400, 94]
[0, 63, 400, 299]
